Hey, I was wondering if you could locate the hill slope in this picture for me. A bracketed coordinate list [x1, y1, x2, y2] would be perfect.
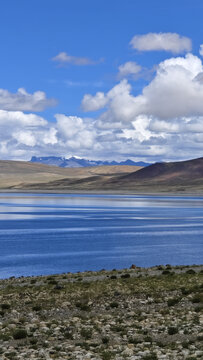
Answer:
[0, 160, 141, 189]
[105, 157, 203, 192]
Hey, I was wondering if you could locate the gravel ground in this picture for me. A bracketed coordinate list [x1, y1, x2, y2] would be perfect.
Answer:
[0, 264, 202, 360]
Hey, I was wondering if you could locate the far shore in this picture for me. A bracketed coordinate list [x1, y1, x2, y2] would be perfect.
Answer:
[0, 189, 203, 196]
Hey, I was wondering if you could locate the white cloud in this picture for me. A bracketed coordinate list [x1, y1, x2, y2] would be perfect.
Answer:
[130, 32, 192, 53]
[118, 61, 142, 78]
[79, 53, 203, 161]
[52, 52, 97, 66]
[13, 131, 37, 147]
[199, 44, 203, 57]
[55, 114, 96, 149]
[0, 88, 56, 112]
[0, 109, 47, 127]
[82, 92, 108, 111]
[83, 54, 203, 120]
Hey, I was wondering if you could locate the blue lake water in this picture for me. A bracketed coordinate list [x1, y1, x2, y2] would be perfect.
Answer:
[0, 193, 202, 278]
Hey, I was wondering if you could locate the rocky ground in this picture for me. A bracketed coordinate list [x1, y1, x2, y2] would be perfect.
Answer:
[0, 265, 202, 360]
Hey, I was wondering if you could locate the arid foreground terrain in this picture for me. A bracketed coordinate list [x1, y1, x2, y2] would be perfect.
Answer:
[0, 265, 202, 360]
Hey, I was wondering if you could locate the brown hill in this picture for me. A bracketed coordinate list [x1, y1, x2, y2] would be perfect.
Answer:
[0, 160, 141, 189]
[105, 157, 203, 192]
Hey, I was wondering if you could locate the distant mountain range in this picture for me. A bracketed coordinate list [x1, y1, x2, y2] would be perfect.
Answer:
[30, 156, 150, 168]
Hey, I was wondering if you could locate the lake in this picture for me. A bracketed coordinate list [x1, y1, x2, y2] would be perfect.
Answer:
[0, 193, 202, 278]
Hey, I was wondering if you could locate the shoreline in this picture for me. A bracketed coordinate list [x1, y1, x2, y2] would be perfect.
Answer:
[0, 263, 203, 283]
[0, 263, 203, 282]
[0, 189, 203, 197]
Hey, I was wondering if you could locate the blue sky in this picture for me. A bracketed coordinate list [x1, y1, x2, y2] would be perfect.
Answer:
[0, 0, 203, 162]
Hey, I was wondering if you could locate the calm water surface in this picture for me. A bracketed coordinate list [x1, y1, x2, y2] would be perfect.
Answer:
[0, 193, 202, 278]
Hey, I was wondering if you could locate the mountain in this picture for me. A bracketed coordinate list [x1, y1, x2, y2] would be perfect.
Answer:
[30, 156, 150, 168]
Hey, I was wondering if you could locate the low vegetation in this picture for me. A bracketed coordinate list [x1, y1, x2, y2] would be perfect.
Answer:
[0, 265, 202, 359]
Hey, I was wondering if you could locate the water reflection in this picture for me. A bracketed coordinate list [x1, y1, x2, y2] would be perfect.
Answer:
[0, 193, 202, 278]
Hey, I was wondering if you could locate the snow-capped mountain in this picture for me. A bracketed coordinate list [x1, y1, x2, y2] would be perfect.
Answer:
[30, 156, 150, 168]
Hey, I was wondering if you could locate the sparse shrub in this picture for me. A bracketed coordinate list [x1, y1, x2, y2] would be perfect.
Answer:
[167, 297, 180, 307]
[162, 270, 171, 275]
[191, 295, 202, 303]
[1, 303, 11, 310]
[75, 302, 90, 311]
[143, 353, 158, 360]
[64, 331, 73, 340]
[181, 287, 191, 295]
[121, 273, 130, 279]
[109, 301, 119, 308]
[102, 336, 109, 344]
[75, 342, 90, 350]
[186, 269, 196, 274]
[110, 275, 117, 279]
[144, 335, 152, 342]
[30, 279, 37, 284]
[101, 351, 113, 360]
[168, 326, 178, 335]
[48, 279, 58, 285]
[12, 329, 27, 340]
[80, 328, 92, 340]
[0, 333, 10, 341]
[32, 304, 42, 311]
[30, 338, 37, 345]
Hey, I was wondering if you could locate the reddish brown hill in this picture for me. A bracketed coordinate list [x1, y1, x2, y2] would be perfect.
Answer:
[105, 157, 203, 191]
[119, 157, 203, 184]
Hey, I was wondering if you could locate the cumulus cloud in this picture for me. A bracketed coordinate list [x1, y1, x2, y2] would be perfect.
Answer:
[118, 61, 142, 78]
[0, 88, 56, 112]
[80, 53, 203, 161]
[55, 114, 96, 149]
[199, 44, 203, 57]
[130, 32, 192, 53]
[52, 52, 98, 66]
[83, 54, 203, 119]
[82, 92, 108, 111]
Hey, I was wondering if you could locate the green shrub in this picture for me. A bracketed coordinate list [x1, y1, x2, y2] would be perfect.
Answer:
[168, 327, 178, 335]
[80, 328, 92, 340]
[186, 269, 196, 274]
[143, 353, 158, 360]
[191, 295, 202, 303]
[32, 304, 42, 311]
[12, 329, 27, 340]
[167, 297, 180, 307]
[1, 303, 11, 310]
[162, 270, 171, 275]
[102, 336, 109, 344]
[121, 273, 130, 279]
[109, 301, 119, 308]
[75, 302, 90, 311]
[101, 351, 113, 360]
